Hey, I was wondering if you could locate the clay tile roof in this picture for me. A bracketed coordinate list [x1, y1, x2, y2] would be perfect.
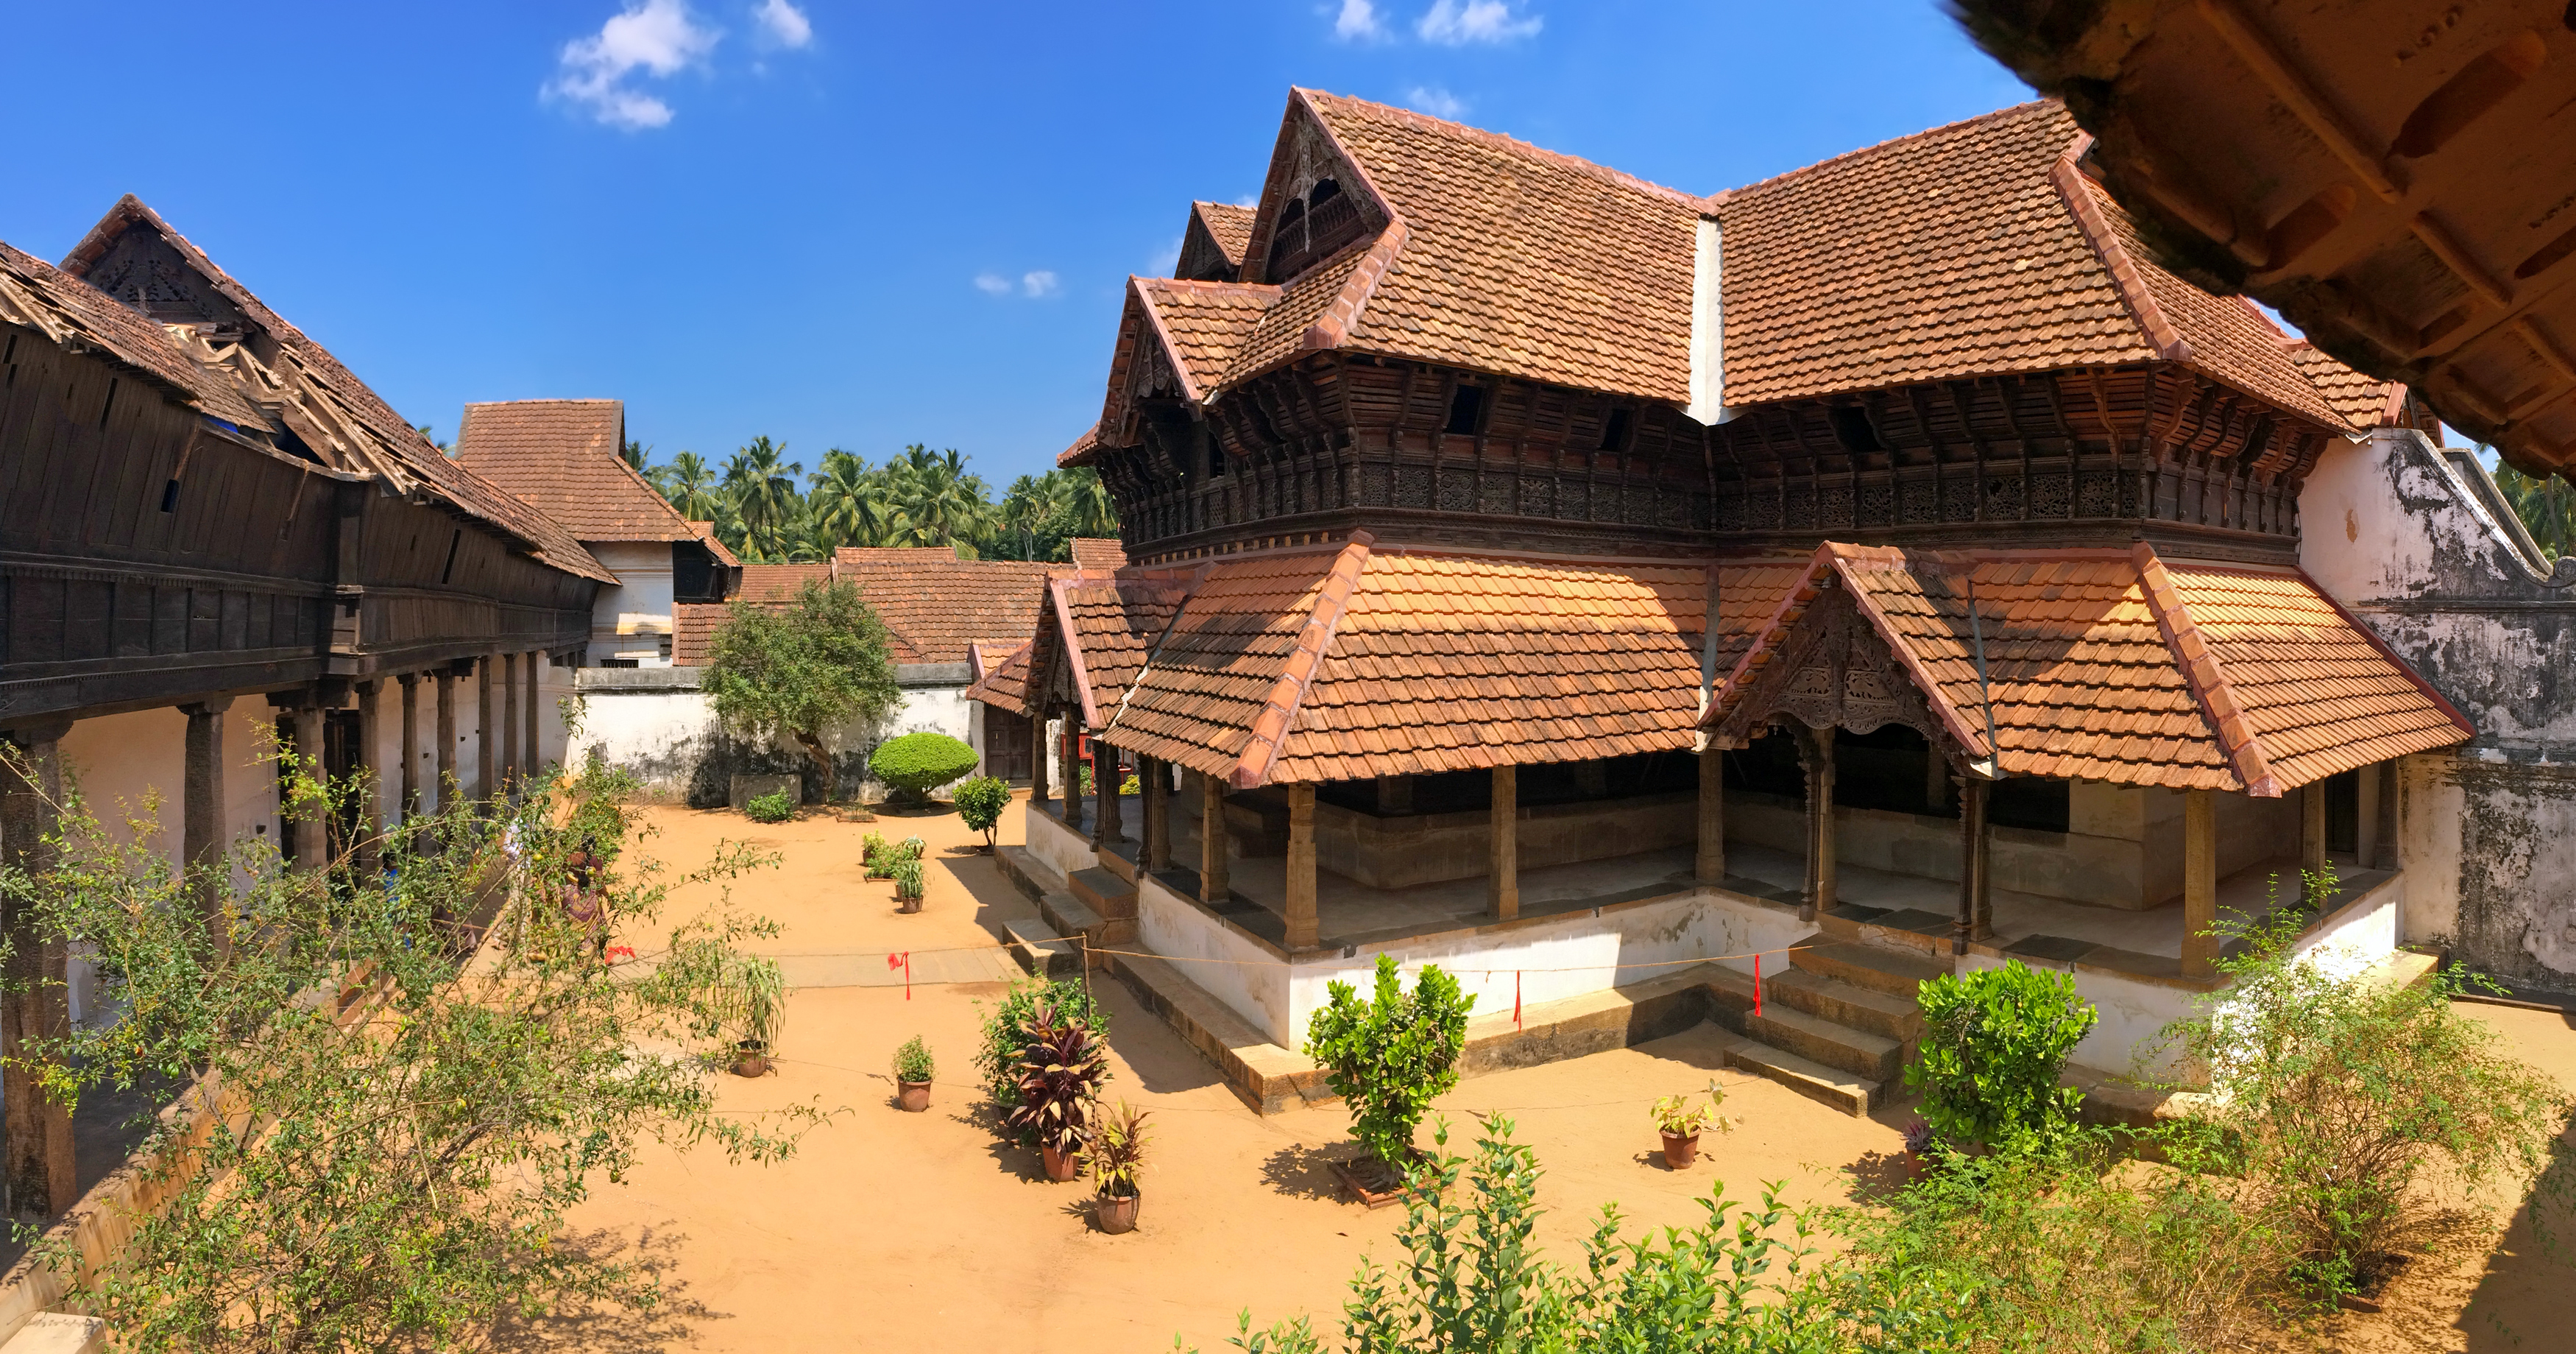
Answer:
[2286, 342, 2401, 429]
[1139, 277, 1283, 398]
[734, 563, 835, 603]
[1051, 572, 1192, 724]
[1058, 422, 1101, 468]
[34, 197, 612, 584]
[1194, 201, 1256, 269]
[835, 556, 1064, 666]
[1295, 90, 1706, 403]
[963, 641, 1035, 713]
[832, 546, 961, 563]
[452, 400, 701, 543]
[1070, 537, 1129, 571]
[688, 522, 740, 568]
[0, 242, 270, 429]
[1704, 542, 2469, 794]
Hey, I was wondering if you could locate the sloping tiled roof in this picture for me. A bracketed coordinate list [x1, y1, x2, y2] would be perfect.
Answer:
[0, 242, 270, 429]
[963, 641, 1035, 713]
[688, 521, 742, 568]
[2287, 343, 2400, 430]
[1702, 543, 2470, 794]
[735, 563, 835, 602]
[1136, 277, 1281, 398]
[1051, 572, 1191, 725]
[1058, 423, 1100, 468]
[1194, 201, 1256, 269]
[1069, 537, 1128, 571]
[49, 197, 612, 583]
[453, 400, 701, 543]
[838, 557, 1062, 666]
[832, 546, 960, 563]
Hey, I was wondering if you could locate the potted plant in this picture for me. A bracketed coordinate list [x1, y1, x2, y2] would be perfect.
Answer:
[893, 1035, 935, 1112]
[1005, 1002, 1107, 1182]
[1900, 1116, 1936, 1183]
[1649, 1081, 1730, 1168]
[892, 859, 926, 914]
[718, 953, 787, 1078]
[861, 831, 889, 875]
[1086, 1100, 1150, 1233]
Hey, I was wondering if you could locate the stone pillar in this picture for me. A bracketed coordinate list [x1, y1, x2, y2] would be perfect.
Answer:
[397, 674, 421, 819]
[2301, 779, 2329, 898]
[475, 656, 495, 803]
[1375, 775, 1412, 815]
[2355, 763, 2382, 870]
[2183, 788, 2218, 981]
[524, 652, 542, 780]
[1094, 740, 1121, 851]
[1489, 764, 1519, 920]
[290, 703, 326, 872]
[182, 699, 232, 943]
[1799, 725, 1837, 922]
[1285, 783, 1319, 951]
[1, 721, 78, 1219]
[500, 653, 520, 794]
[1696, 749, 1725, 884]
[434, 669, 459, 812]
[355, 680, 383, 881]
[1200, 774, 1229, 904]
[1953, 774, 1990, 955]
[1143, 756, 1170, 872]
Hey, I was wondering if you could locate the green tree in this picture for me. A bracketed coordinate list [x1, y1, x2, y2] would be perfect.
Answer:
[2494, 459, 2573, 562]
[808, 448, 902, 550]
[1904, 960, 2097, 1150]
[952, 775, 1012, 852]
[868, 731, 980, 805]
[654, 451, 726, 523]
[723, 436, 807, 563]
[703, 579, 902, 801]
[1302, 955, 1474, 1174]
[885, 445, 996, 549]
[0, 747, 824, 1353]
[621, 437, 651, 473]
[997, 473, 1064, 561]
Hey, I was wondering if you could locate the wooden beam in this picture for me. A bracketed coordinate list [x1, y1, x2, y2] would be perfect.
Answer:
[1801, 725, 1837, 921]
[183, 698, 231, 950]
[356, 681, 383, 880]
[1954, 774, 1991, 955]
[1144, 756, 1170, 872]
[1490, 764, 1519, 920]
[434, 670, 458, 811]
[475, 657, 495, 803]
[500, 653, 519, 794]
[2302, 780, 2329, 887]
[2184, 788, 2218, 982]
[523, 652, 540, 783]
[1286, 783, 1319, 951]
[2193, 0, 2400, 202]
[397, 674, 420, 820]
[0, 721, 77, 1217]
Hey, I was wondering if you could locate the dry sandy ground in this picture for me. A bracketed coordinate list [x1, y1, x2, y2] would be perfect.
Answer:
[519, 795, 2576, 1354]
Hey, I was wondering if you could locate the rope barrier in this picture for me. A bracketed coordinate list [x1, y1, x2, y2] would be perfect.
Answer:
[761, 934, 1821, 978]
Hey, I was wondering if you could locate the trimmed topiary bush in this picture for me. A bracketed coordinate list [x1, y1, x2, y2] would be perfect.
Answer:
[869, 732, 979, 805]
[743, 789, 796, 823]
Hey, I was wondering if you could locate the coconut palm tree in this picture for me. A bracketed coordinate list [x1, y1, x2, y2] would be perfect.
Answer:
[1061, 466, 1119, 538]
[998, 473, 1064, 561]
[724, 437, 805, 563]
[654, 451, 726, 523]
[808, 449, 902, 550]
[622, 439, 652, 473]
[885, 445, 995, 549]
[2494, 461, 2572, 562]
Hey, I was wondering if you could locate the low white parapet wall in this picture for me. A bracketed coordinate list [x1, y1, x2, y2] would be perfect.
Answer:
[1023, 800, 1100, 883]
[1132, 870, 1810, 1048]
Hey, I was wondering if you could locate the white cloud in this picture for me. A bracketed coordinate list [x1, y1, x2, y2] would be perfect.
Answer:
[754, 0, 812, 47]
[1417, 0, 1541, 44]
[1021, 271, 1061, 298]
[1406, 85, 1468, 119]
[548, 0, 720, 130]
[1235, 194, 1259, 208]
[974, 273, 1014, 296]
[1150, 237, 1182, 275]
[977, 270, 1061, 299]
[1333, 0, 1384, 40]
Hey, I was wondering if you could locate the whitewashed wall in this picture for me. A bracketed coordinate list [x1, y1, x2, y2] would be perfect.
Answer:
[570, 665, 989, 804]
[585, 543, 677, 667]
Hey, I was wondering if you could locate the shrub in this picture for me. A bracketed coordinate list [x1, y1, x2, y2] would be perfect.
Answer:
[743, 789, 796, 823]
[860, 831, 888, 864]
[1650, 1081, 1731, 1138]
[1302, 954, 1473, 1171]
[892, 1035, 935, 1085]
[1905, 959, 2097, 1150]
[2161, 904, 2576, 1302]
[714, 953, 788, 1051]
[977, 976, 1110, 1127]
[1087, 1101, 1150, 1199]
[869, 732, 979, 804]
[1005, 1003, 1108, 1156]
[890, 858, 924, 902]
[952, 775, 1011, 851]
[703, 578, 900, 803]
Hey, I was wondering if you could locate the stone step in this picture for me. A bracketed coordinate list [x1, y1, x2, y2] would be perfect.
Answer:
[1067, 866, 1139, 922]
[1759, 967, 1923, 1045]
[1000, 917, 1080, 979]
[1744, 1004, 1903, 1082]
[1706, 1026, 1880, 1116]
[1817, 905, 1954, 956]
[1790, 936, 1949, 999]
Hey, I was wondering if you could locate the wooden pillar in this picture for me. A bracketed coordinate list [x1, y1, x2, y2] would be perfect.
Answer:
[1924, 748, 1950, 812]
[181, 699, 231, 943]
[1030, 713, 1052, 812]
[1285, 783, 1319, 951]
[2183, 788, 2218, 981]
[1695, 749, 1725, 884]
[1799, 725, 1837, 922]
[1200, 774, 1230, 903]
[1091, 740, 1118, 850]
[1143, 756, 1170, 872]
[2301, 780, 2329, 885]
[475, 656, 495, 803]
[2355, 763, 2382, 870]
[1489, 764, 1518, 920]
[523, 652, 542, 780]
[1, 721, 78, 1219]
[1953, 773, 1990, 955]
[1574, 760, 1607, 798]
[500, 653, 520, 794]
[434, 669, 459, 812]
[397, 674, 421, 820]
[1375, 775, 1412, 815]
[1061, 710, 1083, 833]
[290, 703, 327, 872]
[355, 680, 383, 881]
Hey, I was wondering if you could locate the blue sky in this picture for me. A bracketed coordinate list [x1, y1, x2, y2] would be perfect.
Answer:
[2, 1, 2034, 487]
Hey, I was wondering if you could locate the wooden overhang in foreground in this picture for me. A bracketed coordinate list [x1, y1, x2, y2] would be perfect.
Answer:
[1958, 0, 2576, 482]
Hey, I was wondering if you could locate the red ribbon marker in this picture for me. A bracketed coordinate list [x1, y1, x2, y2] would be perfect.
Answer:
[887, 951, 911, 1000]
[1513, 971, 1522, 1029]
[1753, 953, 1763, 1018]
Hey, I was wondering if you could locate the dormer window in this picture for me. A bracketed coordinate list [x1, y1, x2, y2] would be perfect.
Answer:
[1269, 177, 1370, 281]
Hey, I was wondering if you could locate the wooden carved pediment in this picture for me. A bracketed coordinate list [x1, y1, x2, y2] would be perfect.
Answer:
[1710, 585, 1965, 766]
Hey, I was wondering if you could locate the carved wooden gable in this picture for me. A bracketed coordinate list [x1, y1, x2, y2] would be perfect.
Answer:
[82, 227, 248, 329]
[1709, 583, 1967, 766]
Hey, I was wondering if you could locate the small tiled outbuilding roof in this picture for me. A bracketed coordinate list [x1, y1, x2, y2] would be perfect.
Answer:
[453, 400, 703, 543]
[1069, 537, 1128, 571]
[963, 641, 1035, 713]
[688, 523, 742, 568]
[1702, 543, 2471, 795]
[833, 546, 961, 563]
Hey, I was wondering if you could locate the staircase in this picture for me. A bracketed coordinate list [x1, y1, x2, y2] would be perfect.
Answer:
[1699, 920, 1942, 1116]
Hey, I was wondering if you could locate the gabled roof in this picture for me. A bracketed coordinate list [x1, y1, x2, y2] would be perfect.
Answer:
[453, 399, 704, 544]
[963, 641, 1035, 713]
[838, 556, 1064, 665]
[1070, 537, 1129, 571]
[1037, 570, 1194, 727]
[1193, 202, 1256, 269]
[48, 197, 612, 583]
[1701, 543, 2471, 794]
[688, 521, 742, 568]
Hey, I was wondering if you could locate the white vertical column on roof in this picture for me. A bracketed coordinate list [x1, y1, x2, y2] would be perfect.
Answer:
[1685, 215, 1733, 427]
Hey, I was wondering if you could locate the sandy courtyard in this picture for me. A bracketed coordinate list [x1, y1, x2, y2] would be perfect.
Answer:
[523, 794, 2576, 1353]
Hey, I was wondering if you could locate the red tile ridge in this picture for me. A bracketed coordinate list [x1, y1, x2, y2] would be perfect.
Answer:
[1298, 88, 1713, 213]
[2052, 146, 2193, 364]
[2131, 542, 2274, 797]
[1699, 549, 1837, 736]
[2378, 381, 2410, 426]
[1047, 574, 1105, 729]
[1230, 530, 1376, 789]
[1299, 215, 1408, 353]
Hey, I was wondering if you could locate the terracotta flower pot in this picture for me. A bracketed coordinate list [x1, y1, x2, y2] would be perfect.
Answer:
[1041, 1143, 1080, 1182]
[733, 1040, 771, 1079]
[897, 891, 923, 914]
[1660, 1132, 1699, 1169]
[1095, 1190, 1141, 1234]
[896, 1080, 931, 1113]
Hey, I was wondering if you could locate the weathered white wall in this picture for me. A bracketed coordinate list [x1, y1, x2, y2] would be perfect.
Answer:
[585, 542, 676, 667]
[2299, 429, 2576, 991]
[569, 669, 987, 804]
